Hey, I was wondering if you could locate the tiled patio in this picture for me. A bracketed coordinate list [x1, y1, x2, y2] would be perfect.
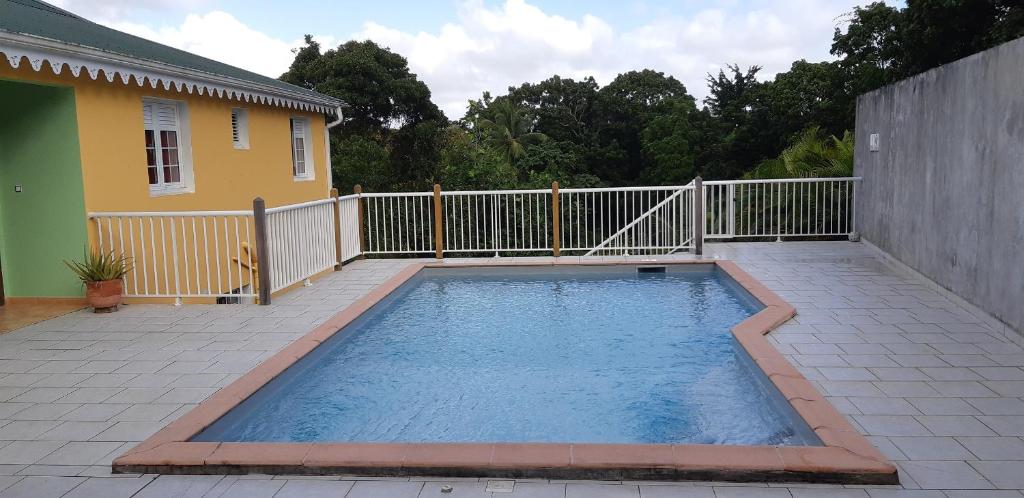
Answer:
[0, 241, 1020, 497]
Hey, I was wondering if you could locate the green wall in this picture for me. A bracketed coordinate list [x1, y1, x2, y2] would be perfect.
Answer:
[0, 80, 88, 297]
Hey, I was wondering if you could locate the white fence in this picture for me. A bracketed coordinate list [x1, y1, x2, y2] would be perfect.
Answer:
[88, 177, 860, 303]
[704, 178, 858, 239]
[91, 211, 257, 301]
[265, 199, 337, 293]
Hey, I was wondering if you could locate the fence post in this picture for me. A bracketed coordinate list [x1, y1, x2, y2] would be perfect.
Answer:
[693, 177, 704, 256]
[551, 181, 560, 257]
[433, 184, 444, 259]
[354, 185, 366, 257]
[252, 197, 272, 305]
[331, 188, 343, 270]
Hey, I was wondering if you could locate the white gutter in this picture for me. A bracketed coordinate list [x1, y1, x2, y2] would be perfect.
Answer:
[324, 106, 344, 192]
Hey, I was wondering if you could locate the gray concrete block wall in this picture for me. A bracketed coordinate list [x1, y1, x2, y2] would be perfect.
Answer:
[854, 36, 1024, 337]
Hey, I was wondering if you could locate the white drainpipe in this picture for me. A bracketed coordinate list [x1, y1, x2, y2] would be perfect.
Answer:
[324, 106, 344, 192]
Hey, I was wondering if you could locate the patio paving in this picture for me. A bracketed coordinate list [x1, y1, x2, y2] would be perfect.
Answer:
[0, 241, 1020, 497]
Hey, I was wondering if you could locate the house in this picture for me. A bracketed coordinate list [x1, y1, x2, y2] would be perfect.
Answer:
[0, 0, 343, 304]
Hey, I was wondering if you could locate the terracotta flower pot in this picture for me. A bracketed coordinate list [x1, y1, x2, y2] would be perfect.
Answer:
[85, 279, 123, 313]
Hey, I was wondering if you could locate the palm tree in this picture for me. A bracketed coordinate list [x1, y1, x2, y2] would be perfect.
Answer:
[745, 127, 853, 179]
[476, 100, 547, 165]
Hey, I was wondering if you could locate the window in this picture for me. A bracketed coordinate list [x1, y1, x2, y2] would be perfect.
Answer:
[290, 117, 313, 179]
[231, 108, 249, 149]
[143, 99, 193, 194]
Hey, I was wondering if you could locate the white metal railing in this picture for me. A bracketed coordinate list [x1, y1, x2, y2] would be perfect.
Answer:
[88, 176, 860, 303]
[265, 198, 337, 292]
[362, 192, 435, 255]
[90, 211, 257, 300]
[580, 184, 696, 256]
[703, 178, 860, 239]
[442, 189, 551, 254]
[337, 194, 362, 262]
[559, 185, 695, 256]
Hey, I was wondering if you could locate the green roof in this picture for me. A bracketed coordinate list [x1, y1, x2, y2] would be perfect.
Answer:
[0, 0, 340, 109]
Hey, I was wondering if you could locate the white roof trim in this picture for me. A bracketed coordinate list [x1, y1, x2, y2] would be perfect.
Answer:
[0, 31, 342, 114]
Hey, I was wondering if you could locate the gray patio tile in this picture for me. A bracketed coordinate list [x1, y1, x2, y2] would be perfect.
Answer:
[639, 484, 715, 497]
[983, 381, 1024, 396]
[90, 421, 159, 441]
[132, 474, 225, 498]
[36, 421, 112, 442]
[849, 397, 921, 415]
[420, 481, 491, 497]
[273, 479, 355, 498]
[869, 368, 931, 382]
[888, 436, 973, 460]
[9, 403, 80, 421]
[103, 388, 169, 404]
[977, 416, 1024, 437]
[853, 416, 932, 436]
[904, 397, 979, 416]
[110, 403, 181, 422]
[505, 481, 566, 497]
[896, 461, 993, 489]
[971, 367, 1024, 381]
[7, 388, 75, 404]
[0, 420, 61, 440]
[970, 461, 1024, 490]
[59, 404, 130, 422]
[915, 416, 997, 436]
[789, 489, 869, 497]
[217, 478, 286, 498]
[0, 441, 65, 464]
[35, 441, 122, 465]
[943, 491, 1024, 498]
[711, 487, 793, 497]
[966, 397, 1024, 415]
[0, 475, 83, 498]
[346, 480, 424, 498]
[73, 374, 137, 388]
[566, 483, 640, 498]
[55, 388, 123, 404]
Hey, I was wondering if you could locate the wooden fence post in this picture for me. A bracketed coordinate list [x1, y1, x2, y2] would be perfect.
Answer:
[252, 197, 272, 305]
[330, 188, 343, 270]
[551, 181, 560, 257]
[433, 184, 444, 259]
[693, 176, 704, 256]
[354, 185, 366, 257]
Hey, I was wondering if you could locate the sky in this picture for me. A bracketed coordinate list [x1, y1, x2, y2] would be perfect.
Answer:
[49, 0, 870, 119]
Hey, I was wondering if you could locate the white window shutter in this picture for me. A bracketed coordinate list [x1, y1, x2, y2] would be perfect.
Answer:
[155, 103, 178, 129]
[142, 103, 154, 127]
[231, 110, 240, 143]
[292, 118, 305, 138]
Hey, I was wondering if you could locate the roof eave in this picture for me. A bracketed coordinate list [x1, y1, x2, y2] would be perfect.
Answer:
[0, 30, 344, 113]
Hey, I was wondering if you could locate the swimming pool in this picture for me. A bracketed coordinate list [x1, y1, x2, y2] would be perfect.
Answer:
[115, 260, 897, 484]
[193, 265, 817, 445]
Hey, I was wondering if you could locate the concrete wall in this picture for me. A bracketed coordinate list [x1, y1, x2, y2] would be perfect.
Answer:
[854, 37, 1024, 337]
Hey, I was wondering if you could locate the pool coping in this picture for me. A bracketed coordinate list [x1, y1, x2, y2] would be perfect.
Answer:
[112, 259, 898, 484]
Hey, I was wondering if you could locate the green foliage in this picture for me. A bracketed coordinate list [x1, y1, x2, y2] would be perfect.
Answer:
[476, 99, 548, 165]
[64, 249, 131, 283]
[746, 127, 854, 179]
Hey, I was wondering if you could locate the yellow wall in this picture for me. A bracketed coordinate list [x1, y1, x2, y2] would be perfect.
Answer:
[0, 63, 332, 213]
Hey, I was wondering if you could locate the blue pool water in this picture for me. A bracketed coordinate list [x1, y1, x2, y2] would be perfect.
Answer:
[194, 265, 819, 445]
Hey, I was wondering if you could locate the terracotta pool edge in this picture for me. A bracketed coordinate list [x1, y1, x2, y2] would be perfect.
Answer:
[112, 259, 898, 485]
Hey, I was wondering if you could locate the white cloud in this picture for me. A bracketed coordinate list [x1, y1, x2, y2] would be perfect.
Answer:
[104, 12, 333, 79]
[355, 0, 854, 118]
[64, 0, 855, 119]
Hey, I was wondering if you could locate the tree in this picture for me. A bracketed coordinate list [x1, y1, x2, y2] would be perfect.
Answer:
[280, 37, 447, 189]
[476, 99, 548, 167]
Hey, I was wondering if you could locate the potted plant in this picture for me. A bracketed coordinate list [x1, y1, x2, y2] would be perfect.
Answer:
[64, 249, 132, 313]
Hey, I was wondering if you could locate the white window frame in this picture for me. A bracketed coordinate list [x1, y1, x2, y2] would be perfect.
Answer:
[143, 97, 194, 196]
[231, 108, 250, 150]
[290, 116, 314, 181]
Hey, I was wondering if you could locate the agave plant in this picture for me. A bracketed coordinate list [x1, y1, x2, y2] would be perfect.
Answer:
[64, 249, 132, 283]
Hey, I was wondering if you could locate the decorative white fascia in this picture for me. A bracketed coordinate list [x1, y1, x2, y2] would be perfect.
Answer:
[0, 31, 343, 115]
